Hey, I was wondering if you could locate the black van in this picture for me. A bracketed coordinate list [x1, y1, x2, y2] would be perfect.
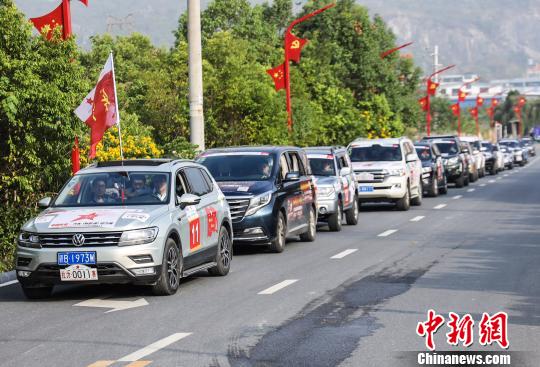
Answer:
[197, 147, 317, 253]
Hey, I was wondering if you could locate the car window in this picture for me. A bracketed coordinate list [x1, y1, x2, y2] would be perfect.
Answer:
[349, 144, 402, 162]
[288, 152, 302, 174]
[200, 168, 214, 193]
[338, 154, 349, 169]
[280, 153, 290, 180]
[308, 157, 336, 176]
[198, 152, 275, 181]
[415, 146, 432, 161]
[184, 167, 210, 196]
[176, 171, 188, 198]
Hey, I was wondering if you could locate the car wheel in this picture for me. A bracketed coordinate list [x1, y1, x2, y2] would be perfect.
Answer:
[152, 237, 182, 296]
[396, 185, 410, 211]
[208, 226, 232, 276]
[345, 197, 359, 225]
[269, 212, 287, 253]
[428, 175, 439, 197]
[491, 166, 497, 175]
[439, 180, 448, 195]
[21, 285, 53, 299]
[411, 183, 423, 206]
[328, 201, 343, 232]
[300, 207, 317, 242]
[464, 175, 470, 186]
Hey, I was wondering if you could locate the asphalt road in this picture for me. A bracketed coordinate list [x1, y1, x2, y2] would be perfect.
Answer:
[1, 156, 539, 367]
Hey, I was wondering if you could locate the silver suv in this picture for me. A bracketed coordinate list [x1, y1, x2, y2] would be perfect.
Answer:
[16, 159, 232, 298]
[305, 147, 359, 231]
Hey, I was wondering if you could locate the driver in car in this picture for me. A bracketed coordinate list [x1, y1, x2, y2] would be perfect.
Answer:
[126, 175, 151, 199]
[90, 178, 116, 204]
[261, 160, 273, 179]
[152, 175, 168, 201]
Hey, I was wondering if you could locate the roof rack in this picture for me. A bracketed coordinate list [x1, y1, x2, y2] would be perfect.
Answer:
[95, 159, 172, 168]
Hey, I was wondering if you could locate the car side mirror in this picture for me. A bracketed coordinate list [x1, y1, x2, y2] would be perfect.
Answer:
[284, 172, 300, 182]
[38, 197, 52, 209]
[340, 167, 351, 176]
[177, 193, 201, 209]
[405, 153, 417, 163]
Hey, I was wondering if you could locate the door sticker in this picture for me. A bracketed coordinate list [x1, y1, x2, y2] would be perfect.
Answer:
[205, 206, 218, 237]
[185, 205, 201, 251]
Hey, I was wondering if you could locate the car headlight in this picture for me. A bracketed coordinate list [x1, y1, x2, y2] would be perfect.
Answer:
[18, 231, 41, 249]
[448, 157, 459, 165]
[386, 168, 406, 177]
[317, 186, 335, 197]
[483, 152, 492, 159]
[245, 191, 272, 216]
[422, 167, 432, 173]
[119, 227, 159, 246]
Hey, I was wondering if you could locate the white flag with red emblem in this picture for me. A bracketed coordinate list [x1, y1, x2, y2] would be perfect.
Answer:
[75, 53, 120, 159]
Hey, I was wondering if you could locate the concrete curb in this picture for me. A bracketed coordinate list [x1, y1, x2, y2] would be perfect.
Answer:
[0, 270, 16, 284]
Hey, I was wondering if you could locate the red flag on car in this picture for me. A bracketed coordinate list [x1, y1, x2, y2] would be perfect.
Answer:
[30, 3, 65, 40]
[286, 33, 308, 63]
[75, 54, 119, 159]
[418, 96, 429, 112]
[427, 80, 439, 96]
[451, 103, 461, 117]
[266, 63, 286, 91]
[71, 137, 80, 174]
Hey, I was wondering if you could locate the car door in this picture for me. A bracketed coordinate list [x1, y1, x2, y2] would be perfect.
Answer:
[293, 150, 315, 229]
[404, 142, 421, 191]
[173, 169, 192, 264]
[277, 152, 298, 232]
[283, 151, 305, 232]
[337, 153, 354, 209]
[432, 144, 444, 182]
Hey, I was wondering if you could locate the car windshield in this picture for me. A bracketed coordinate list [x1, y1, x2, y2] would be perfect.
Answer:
[470, 141, 481, 151]
[415, 146, 432, 161]
[434, 141, 459, 155]
[482, 142, 493, 151]
[198, 153, 275, 182]
[501, 141, 518, 148]
[53, 172, 171, 207]
[308, 157, 336, 176]
[349, 144, 402, 162]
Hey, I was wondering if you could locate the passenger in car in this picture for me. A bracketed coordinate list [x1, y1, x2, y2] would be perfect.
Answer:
[126, 175, 151, 199]
[90, 178, 116, 204]
[152, 175, 168, 201]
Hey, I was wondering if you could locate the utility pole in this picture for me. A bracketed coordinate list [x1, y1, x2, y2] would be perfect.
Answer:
[188, 0, 205, 151]
[432, 45, 441, 83]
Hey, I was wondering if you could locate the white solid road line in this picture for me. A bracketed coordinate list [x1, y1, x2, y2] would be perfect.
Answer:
[118, 333, 192, 362]
[0, 280, 18, 288]
[331, 249, 358, 259]
[378, 229, 398, 237]
[410, 216, 425, 222]
[453, 195, 463, 200]
[467, 188, 476, 192]
[258, 279, 299, 295]
[434, 204, 447, 210]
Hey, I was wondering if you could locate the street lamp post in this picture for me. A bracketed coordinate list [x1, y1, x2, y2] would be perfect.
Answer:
[188, 0, 205, 151]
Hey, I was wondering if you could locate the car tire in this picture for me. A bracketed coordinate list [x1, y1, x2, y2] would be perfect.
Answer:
[396, 185, 411, 211]
[152, 237, 182, 296]
[328, 201, 343, 232]
[439, 180, 448, 195]
[411, 183, 423, 206]
[21, 285, 53, 299]
[464, 175, 470, 186]
[455, 175, 464, 188]
[491, 166, 497, 175]
[345, 197, 359, 226]
[269, 212, 287, 253]
[300, 207, 317, 242]
[428, 175, 439, 197]
[208, 226, 232, 276]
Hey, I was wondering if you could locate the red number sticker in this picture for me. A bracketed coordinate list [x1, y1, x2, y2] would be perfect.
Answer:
[189, 218, 201, 250]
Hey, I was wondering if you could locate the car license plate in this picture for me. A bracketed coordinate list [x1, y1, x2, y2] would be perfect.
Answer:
[360, 186, 374, 192]
[60, 264, 98, 281]
[57, 251, 96, 266]
[358, 172, 374, 181]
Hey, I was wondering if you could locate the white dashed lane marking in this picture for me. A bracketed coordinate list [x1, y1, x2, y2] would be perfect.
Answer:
[480, 184, 487, 187]
[331, 249, 358, 259]
[453, 195, 463, 200]
[410, 216, 425, 222]
[0, 280, 18, 288]
[378, 229, 398, 237]
[117, 333, 192, 362]
[258, 280, 299, 295]
[489, 180, 496, 183]
[434, 204, 447, 210]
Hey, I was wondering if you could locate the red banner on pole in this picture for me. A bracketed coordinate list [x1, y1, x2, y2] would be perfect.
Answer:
[266, 64, 286, 91]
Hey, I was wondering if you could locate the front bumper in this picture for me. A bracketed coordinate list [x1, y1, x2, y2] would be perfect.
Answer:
[444, 162, 464, 181]
[231, 205, 276, 244]
[356, 176, 407, 201]
[316, 196, 339, 217]
[16, 239, 164, 286]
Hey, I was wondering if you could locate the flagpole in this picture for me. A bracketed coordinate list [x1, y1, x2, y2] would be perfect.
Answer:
[110, 51, 124, 161]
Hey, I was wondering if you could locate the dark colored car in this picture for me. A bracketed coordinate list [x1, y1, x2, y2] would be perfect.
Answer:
[422, 135, 469, 188]
[197, 147, 317, 253]
[414, 142, 448, 197]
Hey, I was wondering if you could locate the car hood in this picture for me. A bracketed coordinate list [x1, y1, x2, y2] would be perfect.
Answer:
[313, 176, 339, 187]
[352, 161, 403, 171]
[216, 180, 274, 197]
[22, 205, 170, 233]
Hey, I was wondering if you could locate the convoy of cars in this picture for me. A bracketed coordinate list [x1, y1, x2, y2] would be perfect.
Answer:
[15, 135, 535, 298]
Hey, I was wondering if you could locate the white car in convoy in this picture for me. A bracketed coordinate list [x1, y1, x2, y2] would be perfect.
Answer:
[348, 138, 423, 211]
[460, 136, 486, 178]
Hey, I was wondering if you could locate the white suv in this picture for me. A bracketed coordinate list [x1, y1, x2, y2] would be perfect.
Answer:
[460, 136, 486, 177]
[348, 138, 423, 211]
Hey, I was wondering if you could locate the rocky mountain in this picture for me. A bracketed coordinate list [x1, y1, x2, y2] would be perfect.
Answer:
[13, 0, 540, 78]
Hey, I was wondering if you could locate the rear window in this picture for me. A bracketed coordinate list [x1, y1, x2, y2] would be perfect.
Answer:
[348, 144, 402, 162]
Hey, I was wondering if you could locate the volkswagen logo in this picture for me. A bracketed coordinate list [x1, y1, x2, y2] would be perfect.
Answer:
[72, 234, 86, 247]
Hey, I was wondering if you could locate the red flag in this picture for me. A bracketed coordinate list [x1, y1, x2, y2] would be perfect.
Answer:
[427, 79, 439, 96]
[418, 96, 429, 111]
[266, 63, 286, 91]
[79, 0, 89, 5]
[458, 90, 468, 102]
[451, 103, 460, 117]
[71, 137, 80, 174]
[469, 107, 479, 118]
[30, 3, 65, 40]
[476, 96, 484, 107]
[75, 54, 119, 159]
[286, 33, 308, 63]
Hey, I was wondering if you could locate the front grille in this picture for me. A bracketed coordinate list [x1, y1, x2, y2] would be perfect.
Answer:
[38, 232, 122, 248]
[17, 257, 32, 267]
[226, 198, 251, 222]
[354, 169, 387, 183]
